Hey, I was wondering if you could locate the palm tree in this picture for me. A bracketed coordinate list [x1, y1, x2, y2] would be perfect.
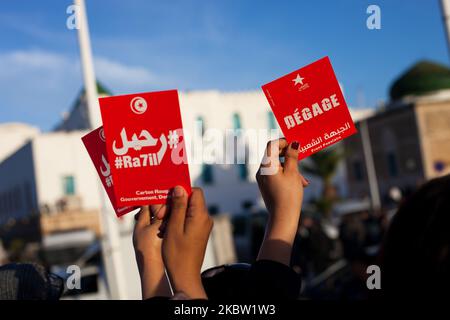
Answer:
[301, 147, 344, 219]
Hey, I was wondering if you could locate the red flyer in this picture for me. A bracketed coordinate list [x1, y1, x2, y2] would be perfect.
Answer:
[262, 56, 357, 160]
[99, 90, 191, 207]
[81, 127, 135, 217]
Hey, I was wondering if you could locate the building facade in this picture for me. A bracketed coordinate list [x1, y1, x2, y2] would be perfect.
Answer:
[0, 123, 39, 162]
[0, 87, 373, 229]
[344, 61, 450, 206]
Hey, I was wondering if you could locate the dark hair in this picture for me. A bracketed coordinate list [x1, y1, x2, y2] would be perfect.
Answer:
[0, 263, 64, 300]
[380, 174, 450, 298]
[201, 263, 251, 300]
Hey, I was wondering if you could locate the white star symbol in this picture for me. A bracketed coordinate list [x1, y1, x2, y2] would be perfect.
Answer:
[292, 74, 304, 86]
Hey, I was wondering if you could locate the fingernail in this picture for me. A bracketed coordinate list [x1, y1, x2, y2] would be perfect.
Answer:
[173, 186, 185, 197]
[291, 141, 299, 150]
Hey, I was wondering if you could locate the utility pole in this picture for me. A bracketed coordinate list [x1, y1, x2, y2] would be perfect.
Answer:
[360, 119, 381, 211]
[75, 0, 127, 299]
[440, 0, 450, 61]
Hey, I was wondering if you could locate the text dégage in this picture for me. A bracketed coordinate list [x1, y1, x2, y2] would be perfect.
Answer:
[283, 93, 340, 130]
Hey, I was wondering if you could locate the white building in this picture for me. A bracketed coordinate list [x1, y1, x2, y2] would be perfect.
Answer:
[0, 130, 100, 226]
[0, 123, 39, 162]
[0, 86, 374, 226]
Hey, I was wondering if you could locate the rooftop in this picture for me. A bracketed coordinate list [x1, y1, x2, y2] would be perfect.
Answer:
[389, 60, 450, 101]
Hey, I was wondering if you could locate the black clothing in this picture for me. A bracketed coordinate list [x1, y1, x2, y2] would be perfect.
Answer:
[148, 259, 301, 301]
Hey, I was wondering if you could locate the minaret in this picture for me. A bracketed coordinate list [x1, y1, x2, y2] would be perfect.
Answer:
[75, 0, 127, 299]
[441, 0, 450, 61]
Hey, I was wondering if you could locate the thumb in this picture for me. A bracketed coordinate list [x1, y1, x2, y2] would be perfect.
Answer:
[283, 141, 300, 173]
[135, 206, 151, 229]
[167, 186, 188, 234]
[185, 188, 207, 220]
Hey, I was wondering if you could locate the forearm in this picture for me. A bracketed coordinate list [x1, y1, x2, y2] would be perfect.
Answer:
[257, 209, 300, 266]
[136, 253, 172, 299]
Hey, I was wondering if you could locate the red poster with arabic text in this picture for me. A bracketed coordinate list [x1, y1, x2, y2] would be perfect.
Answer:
[262, 56, 357, 160]
[99, 90, 191, 207]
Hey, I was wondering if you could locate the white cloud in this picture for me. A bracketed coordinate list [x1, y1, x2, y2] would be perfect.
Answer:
[0, 49, 158, 91]
[0, 50, 71, 70]
[0, 49, 78, 94]
[94, 56, 157, 90]
[0, 48, 160, 129]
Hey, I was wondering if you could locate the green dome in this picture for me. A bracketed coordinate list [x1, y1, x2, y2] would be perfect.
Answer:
[389, 60, 450, 100]
[80, 81, 112, 96]
[95, 81, 112, 95]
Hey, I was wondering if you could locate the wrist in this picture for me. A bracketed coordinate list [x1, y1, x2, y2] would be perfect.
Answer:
[135, 250, 164, 274]
[136, 256, 170, 299]
[170, 273, 207, 299]
[270, 204, 301, 220]
[266, 212, 300, 243]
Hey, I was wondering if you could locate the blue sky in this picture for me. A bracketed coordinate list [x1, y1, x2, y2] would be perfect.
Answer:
[0, 0, 448, 131]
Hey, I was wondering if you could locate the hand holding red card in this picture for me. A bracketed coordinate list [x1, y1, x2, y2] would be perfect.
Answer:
[99, 90, 191, 207]
[262, 56, 357, 160]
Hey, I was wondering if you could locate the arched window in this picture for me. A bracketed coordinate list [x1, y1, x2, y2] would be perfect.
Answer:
[196, 115, 205, 136]
[232, 113, 242, 130]
[268, 111, 277, 130]
[62, 175, 75, 195]
[232, 113, 248, 181]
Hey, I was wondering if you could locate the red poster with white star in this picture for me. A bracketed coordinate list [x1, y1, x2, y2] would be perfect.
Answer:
[262, 56, 357, 160]
[99, 90, 192, 207]
[81, 126, 136, 217]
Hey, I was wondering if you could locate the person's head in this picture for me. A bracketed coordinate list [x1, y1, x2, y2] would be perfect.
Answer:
[201, 263, 251, 300]
[0, 263, 64, 300]
[380, 174, 450, 298]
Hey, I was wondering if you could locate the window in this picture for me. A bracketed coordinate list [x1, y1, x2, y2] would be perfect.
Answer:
[387, 152, 398, 177]
[62, 176, 76, 195]
[232, 113, 248, 180]
[352, 160, 364, 181]
[235, 141, 248, 181]
[201, 164, 214, 185]
[196, 115, 205, 136]
[268, 111, 277, 130]
[232, 113, 242, 130]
